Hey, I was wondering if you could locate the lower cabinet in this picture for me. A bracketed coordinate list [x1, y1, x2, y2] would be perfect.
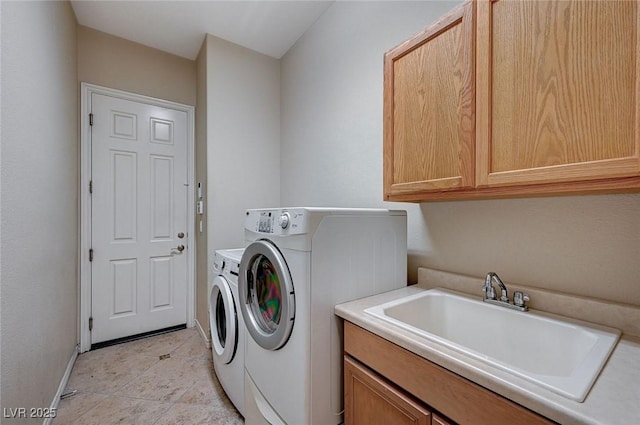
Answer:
[432, 414, 454, 425]
[344, 321, 555, 425]
[344, 356, 433, 425]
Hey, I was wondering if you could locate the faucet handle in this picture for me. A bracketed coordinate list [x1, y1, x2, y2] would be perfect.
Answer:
[482, 281, 496, 300]
[513, 291, 530, 308]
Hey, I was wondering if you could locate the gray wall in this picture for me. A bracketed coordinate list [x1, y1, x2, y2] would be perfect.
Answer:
[281, 0, 640, 305]
[203, 34, 281, 334]
[1, 1, 79, 421]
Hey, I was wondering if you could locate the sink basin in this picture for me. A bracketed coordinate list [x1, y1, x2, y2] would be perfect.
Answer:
[364, 288, 620, 401]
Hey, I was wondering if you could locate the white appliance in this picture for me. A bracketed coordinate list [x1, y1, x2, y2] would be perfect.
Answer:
[238, 208, 407, 425]
[209, 248, 246, 416]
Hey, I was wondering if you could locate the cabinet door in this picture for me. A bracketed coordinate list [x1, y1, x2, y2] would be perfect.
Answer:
[384, 1, 475, 200]
[477, 0, 640, 188]
[344, 356, 431, 425]
[345, 322, 555, 425]
[433, 413, 455, 425]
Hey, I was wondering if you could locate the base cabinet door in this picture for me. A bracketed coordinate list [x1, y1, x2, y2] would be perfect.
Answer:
[344, 322, 555, 425]
[432, 414, 455, 425]
[345, 356, 432, 425]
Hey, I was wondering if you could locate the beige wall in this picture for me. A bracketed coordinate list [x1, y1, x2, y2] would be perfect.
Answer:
[1, 1, 79, 421]
[77, 25, 196, 106]
[281, 0, 640, 306]
[414, 194, 640, 305]
[195, 40, 209, 334]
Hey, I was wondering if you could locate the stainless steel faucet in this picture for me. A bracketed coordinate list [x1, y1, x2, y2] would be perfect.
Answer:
[484, 272, 509, 302]
[482, 272, 530, 312]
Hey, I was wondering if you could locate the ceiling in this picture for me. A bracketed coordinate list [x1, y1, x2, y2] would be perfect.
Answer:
[70, 1, 335, 60]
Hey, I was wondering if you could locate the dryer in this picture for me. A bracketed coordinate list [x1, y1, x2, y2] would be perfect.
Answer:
[238, 208, 407, 425]
[209, 248, 245, 416]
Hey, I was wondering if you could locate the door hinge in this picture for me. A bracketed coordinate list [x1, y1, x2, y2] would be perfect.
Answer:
[89, 113, 94, 126]
[89, 248, 94, 262]
[89, 180, 93, 194]
[89, 317, 94, 331]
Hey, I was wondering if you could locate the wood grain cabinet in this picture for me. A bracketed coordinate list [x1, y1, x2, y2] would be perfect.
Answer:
[345, 356, 432, 425]
[344, 321, 555, 425]
[432, 414, 454, 425]
[383, 1, 475, 198]
[476, 0, 640, 189]
[384, 0, 640, 201]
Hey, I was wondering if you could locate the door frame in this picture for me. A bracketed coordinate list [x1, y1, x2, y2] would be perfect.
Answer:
[79, 82, 196, 352]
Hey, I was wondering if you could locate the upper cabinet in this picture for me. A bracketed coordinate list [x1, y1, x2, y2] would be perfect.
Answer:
[477, 0, 640, 188]
[384, 0, 640, 202]
[383, 2, 475, 198]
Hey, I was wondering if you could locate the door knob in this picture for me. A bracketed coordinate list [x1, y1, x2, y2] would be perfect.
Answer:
[171, 244, 185, 254]
[177, 232, 185, 239]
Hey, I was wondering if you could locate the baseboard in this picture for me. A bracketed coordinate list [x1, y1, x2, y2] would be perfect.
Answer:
[195, 318, 211, 349]
[43, 345, 79, 425]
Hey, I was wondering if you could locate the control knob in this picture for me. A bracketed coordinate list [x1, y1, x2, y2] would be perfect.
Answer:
[278, 212, 290, 229]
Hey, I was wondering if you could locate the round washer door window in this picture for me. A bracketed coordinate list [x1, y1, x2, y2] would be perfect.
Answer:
[239, 240, 295, 351]
[209, 275, 238, 364]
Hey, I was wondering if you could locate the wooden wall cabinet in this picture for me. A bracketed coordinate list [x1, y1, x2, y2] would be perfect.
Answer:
[383, 2, 475, 197]
[344, 321, 555, 425]
[384, 0, 640, 202]
[476, 0, 640, 189]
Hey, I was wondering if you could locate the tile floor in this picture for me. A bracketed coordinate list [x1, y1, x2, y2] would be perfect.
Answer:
[53, 328, 244, 424]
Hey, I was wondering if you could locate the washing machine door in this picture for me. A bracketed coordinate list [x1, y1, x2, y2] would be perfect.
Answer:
[239, 240, 295, 351]
[209, 275, 238, 364]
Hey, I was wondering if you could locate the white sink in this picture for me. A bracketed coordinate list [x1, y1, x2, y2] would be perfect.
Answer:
[364, 288, 620, 402]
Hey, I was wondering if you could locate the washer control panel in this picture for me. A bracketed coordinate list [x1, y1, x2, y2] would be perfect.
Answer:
[258, 212, 274, 233]
[213, 251, 242, 283]
[247, 209, 308, 235]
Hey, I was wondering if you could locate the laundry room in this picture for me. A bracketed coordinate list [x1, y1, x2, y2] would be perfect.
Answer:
[2, 1, 640, 424]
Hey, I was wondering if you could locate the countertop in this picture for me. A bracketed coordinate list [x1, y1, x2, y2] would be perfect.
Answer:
[335, 283, 640, 425]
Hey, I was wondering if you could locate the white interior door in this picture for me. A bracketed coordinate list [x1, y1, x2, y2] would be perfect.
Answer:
[90, 92, 188, 344]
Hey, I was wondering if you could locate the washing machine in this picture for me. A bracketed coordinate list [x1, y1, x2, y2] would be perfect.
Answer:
[238, 208, 407, 425]
[209, 248, 245, 416]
